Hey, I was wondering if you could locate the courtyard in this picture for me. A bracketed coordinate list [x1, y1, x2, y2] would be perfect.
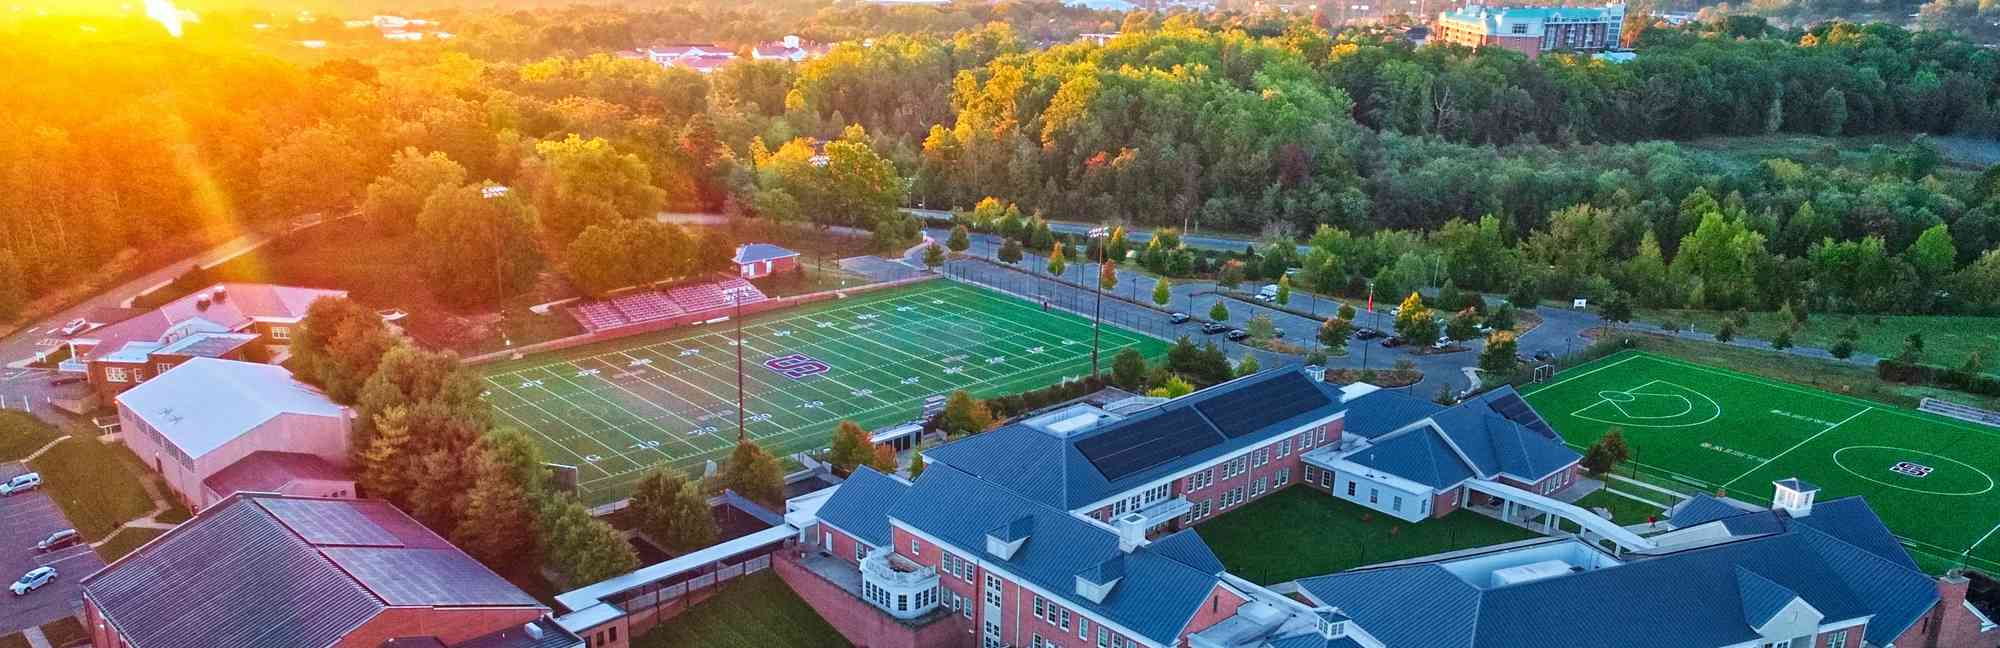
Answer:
[1195, 486, 1543, 584]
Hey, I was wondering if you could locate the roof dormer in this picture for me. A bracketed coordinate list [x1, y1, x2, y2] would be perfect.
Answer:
[986, 515, 1033, 560]
[1074, 554, 1124, 604]
[1772, 478, 1819, 518]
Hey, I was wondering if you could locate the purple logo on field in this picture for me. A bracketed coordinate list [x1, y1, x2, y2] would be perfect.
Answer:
[1891, 461, 1933, 478]
[765, 353, 831, 379]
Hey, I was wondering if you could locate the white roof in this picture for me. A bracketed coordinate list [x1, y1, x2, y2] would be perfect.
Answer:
[114, 358, 348, 460]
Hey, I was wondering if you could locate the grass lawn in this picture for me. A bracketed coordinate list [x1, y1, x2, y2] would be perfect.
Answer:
[0, 632, 27, 648]
[40, 617, 86, 648]
[27, 440, 156, 540]
[94, 527, 167, 563]
[153, 501, 191, 525]
[1634, 308, 2000, 377]
[0, 412, 61, 462]
[1569, 489, 1665, 526]
[631, 571, 850, 648]
[1605, 331, 2000, 411]
[1196, 487, 1541, 584]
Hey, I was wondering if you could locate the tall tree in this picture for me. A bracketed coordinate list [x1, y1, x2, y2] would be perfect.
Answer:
[828, 420, 873, 476]
[525, 134, 665, 237]
[362, 148, 465, 234]
[417, 183, 545, 305]
[291, 297, 397, 404]
[539, 496, 639, 585]
[452, 428, 547, 566]
[722, 439, 785, 508]
[664, 480, 718, 551]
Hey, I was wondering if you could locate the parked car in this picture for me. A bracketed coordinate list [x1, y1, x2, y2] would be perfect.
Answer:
[1352, 327, 1385, 340]
[58, 318, 89, 336]
[1226, 329, 1250, 341]
[1532, 350, 1556, 363]
[1256, 284, 1279, 302]
[1381, 337, 1407, 348]
[1433, 337, 1454, 350]
[35, 529, 79, 553]
[47, 375, 84, 387]
[1168, 312, 1190, 324]
[376, 308, 409, 322]
[1200, 322, 1230, 334]
[0, 473, 40, 497]
[10, 567, 54, 596]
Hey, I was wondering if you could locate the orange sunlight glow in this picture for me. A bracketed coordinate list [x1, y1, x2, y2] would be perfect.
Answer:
[143, 0, 183, 37]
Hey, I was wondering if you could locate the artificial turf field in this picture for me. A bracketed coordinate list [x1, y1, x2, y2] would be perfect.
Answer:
[480, 280, 1167, 506]
[1522, 351, 2000, 572]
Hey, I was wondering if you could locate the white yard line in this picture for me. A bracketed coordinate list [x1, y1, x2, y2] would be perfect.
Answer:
[1966, 521, 2000, 557]
[1719, 406, 1874, 490]
[1526, 354, 1642, 393]
[485, 378, 620, 477]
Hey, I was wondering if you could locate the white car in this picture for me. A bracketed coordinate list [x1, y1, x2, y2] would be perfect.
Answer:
[10, 567, 54, 596]
[58, 318, 89, 336]
[0, 472, 41, 496]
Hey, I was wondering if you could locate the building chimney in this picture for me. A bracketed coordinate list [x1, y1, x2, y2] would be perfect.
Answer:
[1771, 478, 1819, 518]
[194, 294, 211, 310]
[211, 286, 228, 302]
[1116, 513, 1148, 553]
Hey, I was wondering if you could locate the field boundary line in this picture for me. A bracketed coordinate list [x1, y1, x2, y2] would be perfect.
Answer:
[1639, 352, 2000, 441]
[1719, 406, 1872, 490]
[1525, 353, 1642, 393]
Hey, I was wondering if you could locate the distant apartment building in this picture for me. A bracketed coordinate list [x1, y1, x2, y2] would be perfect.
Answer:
[1434, 3, 1625, 59]
[751, 35, 830, 62]
[61, 283, 347, 402]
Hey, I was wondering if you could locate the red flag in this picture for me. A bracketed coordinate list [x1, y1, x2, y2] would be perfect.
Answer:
[1367, 293, 1374, 312]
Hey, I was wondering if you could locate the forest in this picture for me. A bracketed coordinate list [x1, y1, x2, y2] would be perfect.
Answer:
[2, 2, 1999, 333]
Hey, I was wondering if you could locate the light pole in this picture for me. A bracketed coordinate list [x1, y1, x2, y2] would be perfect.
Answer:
[1361, 280, 1375, 372]
[733, 292, 746, 443]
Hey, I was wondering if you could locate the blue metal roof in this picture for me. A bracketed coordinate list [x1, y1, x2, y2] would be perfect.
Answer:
[1294, 496, 1939, 648]
[452, 619, 584, 648]
[1149, 529, 1226, 574]
[1336, 389, 1443, 439]
[1429, 407, 1579, 482]
[1790, 495, 1919, 571]
[1775, 477, 1821, 493]
[888, 465, 1222, 646]
[927, 368, 1347, 510]
[1346, 428, 1476, 490]
[1267, 634, 1366, 648]
[734, 243, 798, 264]
[1668, 493, 1750, 528]
[1735, 567, 1798, 627]
[814, 467, 907, 547]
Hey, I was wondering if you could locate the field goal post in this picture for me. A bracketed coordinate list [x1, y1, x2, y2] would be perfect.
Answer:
[1532, 363, 1556, 383]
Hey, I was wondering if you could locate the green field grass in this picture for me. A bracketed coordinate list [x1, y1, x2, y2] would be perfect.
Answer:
[93, 527, 167, 563]
[1569, 489, 1666, 526]
[1634, 309, 2000, 377]
[482, 280, 1169, 505]
[1196, 487, 1541, 584]
[39, 617, 86, 648]
[27, 440, 157, 541]
[1524, 351, 2000, 574]
[632, 571, 850, 648]
[0, 412, 61, 462]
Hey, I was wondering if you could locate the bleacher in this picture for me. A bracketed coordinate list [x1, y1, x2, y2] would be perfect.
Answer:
[567, 278, 771, 333]
[1921, 397, 2000, 428]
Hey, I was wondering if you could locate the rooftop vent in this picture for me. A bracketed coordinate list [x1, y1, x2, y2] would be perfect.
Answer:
[523, 623, 544, 639]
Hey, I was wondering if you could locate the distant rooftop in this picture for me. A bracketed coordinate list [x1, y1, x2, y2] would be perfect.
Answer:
[114, 358, 348, 460]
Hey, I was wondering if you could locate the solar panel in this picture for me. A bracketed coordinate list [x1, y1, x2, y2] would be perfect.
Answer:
[1196, 372, 1333, 438]
[1483, 393, 1558, 438]
[258, 498, 404, 547]
[1076, 408, 1223, 481]
[324, 547, 537, 607]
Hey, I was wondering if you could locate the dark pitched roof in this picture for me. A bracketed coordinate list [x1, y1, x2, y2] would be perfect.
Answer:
[84, 494, 544, 648]
[734, 243, 799, 264]
[451, 619, 585, 648]
[201, 451, 348, 500]
[1336, 388, 1443, 439]
[1668, 493, 1751, 528]
[1428, 403, 1579, 483]
[1735, 567, 1799, 627]
[927, 368, 1346, 509]
[1149, 529, 1226, 574]
[888, 465, 1223, 645]
[1295, 496, 1939, 648]
[1345, 427, 1476, 490]
[814, 467, 907, 546]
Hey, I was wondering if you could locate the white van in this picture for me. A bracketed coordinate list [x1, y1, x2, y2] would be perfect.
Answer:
[1256, 284, 1280, 302]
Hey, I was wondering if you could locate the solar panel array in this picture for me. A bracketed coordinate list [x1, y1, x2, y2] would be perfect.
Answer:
[259, 498, 405, 547]
[1483, 392, 1557, 438]
[1196, 372, 1332, 439]
[325, 547, 539, 607]
[1076, 408, 1224, 481]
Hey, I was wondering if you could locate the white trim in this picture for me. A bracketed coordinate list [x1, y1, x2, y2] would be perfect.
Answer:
[1071, 411, 1344, 514]
[892, 520, 1174, 648]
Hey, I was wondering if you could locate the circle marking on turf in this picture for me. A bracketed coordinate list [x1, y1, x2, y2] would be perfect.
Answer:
[1572, 380, 1721, 428]
[1831, 445, 1995, 497]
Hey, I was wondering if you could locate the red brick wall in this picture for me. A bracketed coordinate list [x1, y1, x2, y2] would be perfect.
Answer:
[333, 607, 545, 648]
[1431, 487, 1462, 519]
[86, 596, 127, 648]
[773, 552, 973, 648]
[1178, 584, 1248, 637]
[1898, 574, 2000, 648]
[1815, 623, 1867, 648]
[820, 524, 869, 564]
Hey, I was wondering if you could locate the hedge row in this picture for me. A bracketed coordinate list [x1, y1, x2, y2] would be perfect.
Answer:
[1877, 359, 2000, 396]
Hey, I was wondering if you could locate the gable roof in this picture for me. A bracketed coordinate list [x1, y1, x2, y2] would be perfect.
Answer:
[814, 466, 908, 547]
[81, 283, 346, 363]
[1668, 493, 1754, 528]
[888, 464, 1223, 646]
[734, 243, 799, 264]
[1427, 407, 1578, 483]
[115, 358, 348, 460]
[1735, 567, 1800, 627]
[201, 451, 348, 499]
[1345, 426, 1476, 490]
[1294, 496, 1938, 648]
[83, 494, 542, 648]
[926, 368, 1346, 510]
[1148, 529, 1226, 574]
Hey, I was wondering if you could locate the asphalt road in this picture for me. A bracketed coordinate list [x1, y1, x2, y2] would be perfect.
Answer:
[0, 463, 103, 634]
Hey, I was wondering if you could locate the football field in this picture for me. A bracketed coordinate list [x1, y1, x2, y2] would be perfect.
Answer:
[1523, 351, 2000, 573]
[479, 280, 1168, 506]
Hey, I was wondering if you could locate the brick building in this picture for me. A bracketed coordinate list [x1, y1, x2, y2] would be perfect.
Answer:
[790, 368, 1953, 648]
[1434, 4, 1625, 59]
[734, 243, 801, 280]
[60, 283, 347, 402]
[81, 493, 585, 648]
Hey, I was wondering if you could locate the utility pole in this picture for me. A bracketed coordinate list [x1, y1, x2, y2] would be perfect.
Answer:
[734, 293, 746, 443]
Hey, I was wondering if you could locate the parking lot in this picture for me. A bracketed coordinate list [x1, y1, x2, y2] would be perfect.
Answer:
[0, 462, 102, 634]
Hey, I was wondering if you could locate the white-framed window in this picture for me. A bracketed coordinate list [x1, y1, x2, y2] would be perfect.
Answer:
[1320, 470, 1332, 488]
[911, 538, 921, 555]
[155, 362, 175, 376]
[1276, 469, 1289, 487]
[1097, 627, 1109, 647]
[270, 326, 291, 340]
[1369, 488, 1379, 504]
[1828, 630, 1849, 648]
[855, 543, 867, 561]
[1060, 609, 1071, 630]
[1277, 439, 1290, 456]
[985, 573, 1002, 607]
[1346, 481, 1356, 497]
[1299, 431, 1314, 449]
[1393, 496, 1403, 511]
[105, 367, 129, 383]
[1079, 619, 1090, 641]
[1034, 595, 1045, 620]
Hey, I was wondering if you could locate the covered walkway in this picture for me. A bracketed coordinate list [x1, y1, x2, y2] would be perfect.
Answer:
[1463, 479, 1655, 555]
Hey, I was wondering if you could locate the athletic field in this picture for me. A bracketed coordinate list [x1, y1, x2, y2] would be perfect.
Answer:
[1523, 351, 2000, 572]
[480, 280, 1167, 506]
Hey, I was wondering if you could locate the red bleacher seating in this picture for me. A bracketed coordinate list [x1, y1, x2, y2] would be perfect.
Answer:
[566, 279, 771, 334]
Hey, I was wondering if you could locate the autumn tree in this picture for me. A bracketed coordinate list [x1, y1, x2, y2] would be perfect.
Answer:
[828, 420, 873, 476]
[362, 148, 465, 234]
[524, 135, 666, 238]
[870, 444, 898, 474]
[291, 297, 398, 404]
[939, 390, 992, 436]
[722, 439, 785, 509]
[417, 183, 544, 305]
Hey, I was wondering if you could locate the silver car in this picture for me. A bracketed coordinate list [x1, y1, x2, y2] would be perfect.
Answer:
[0, 472, 41, 496]
[10, 566, 55, 596]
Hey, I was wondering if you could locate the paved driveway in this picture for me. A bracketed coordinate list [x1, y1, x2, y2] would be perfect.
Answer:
[0, 463, 103, 634]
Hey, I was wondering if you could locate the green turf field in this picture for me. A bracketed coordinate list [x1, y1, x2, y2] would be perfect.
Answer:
[480, 280, 1168, 506]
[1523, 351, 2000, 573]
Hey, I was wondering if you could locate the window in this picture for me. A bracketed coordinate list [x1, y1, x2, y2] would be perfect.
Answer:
[1511, 22, 1528, 33]
[1304, 466, 1317, 484]
[963, 595, 974, 618]
[898, 593, 908, 611]
[911, 538, 921, 554]
[1034, 634, 1044, 648]
[1300, 431, 1314, 449]
[1828, 630, 1849, 648]
[105, 367, 128, 383]
[856, 543, 867, 561]
[1393, 496, 1403, 511]
[1079, 619, 1090, 641]
[1277, 439, 1290, 456]
[985, 574, 1002, 607]
[1097, 627, 1109, 647]
[1369, 488, 1379, 504]
[155, 363, 175, 376]
[1061, 609, 1071, 630]
[1320, 470, 1332, 488]
[1035, 595, 1045, 620]
[1347, 481, 1356, 497]
[270, 326, 291, 340]
[608, 627, 617, 643]
[1276, 469, 1289, 487]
